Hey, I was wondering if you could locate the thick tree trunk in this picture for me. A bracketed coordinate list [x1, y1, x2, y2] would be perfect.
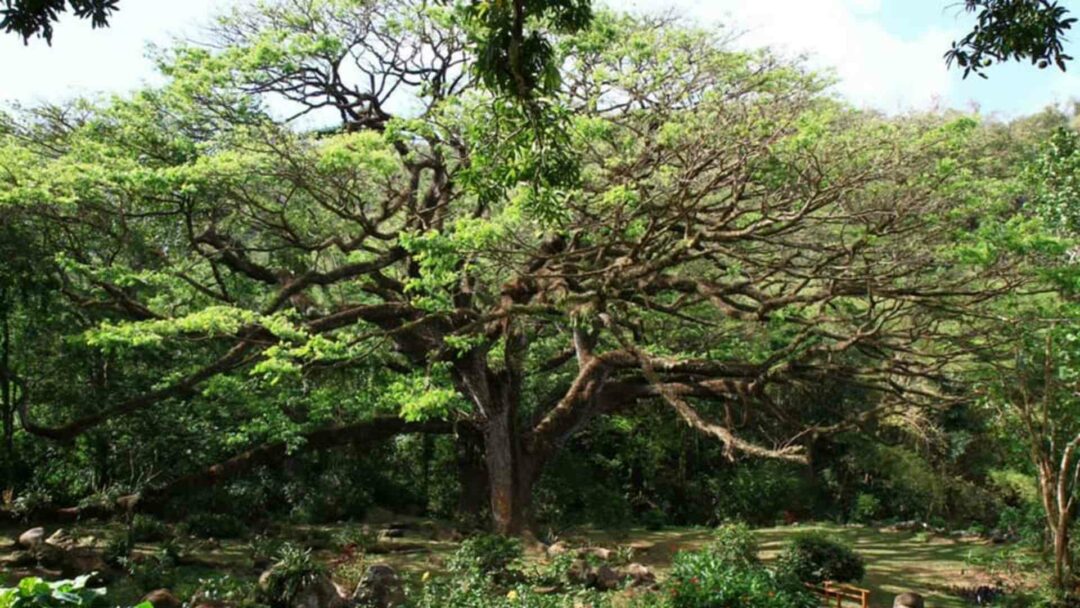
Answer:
[484, 407, 535, 536]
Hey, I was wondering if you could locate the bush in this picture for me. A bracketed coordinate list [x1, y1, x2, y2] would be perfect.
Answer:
[709, 522, 759, 567]
[666, 544, 815, 608]
[258, 544, 328, 608]
[103, 533, 134, 567]
[10, 488, 52, 522]
[331, 525, 379, 552]
[775, 532, 865, 585]
[448, 534, 523, 578]
[849, 493, 881, 524]
[125, 548, 178, 592]
[129, 514, 170, 542]
[247, 533, 286, 567]
[711, 461, 808, 525]
[285, 470, 374, 524]
[185, 512, 247, 539]
[191, 576, 259, 608]
[409, 575, 612, 608]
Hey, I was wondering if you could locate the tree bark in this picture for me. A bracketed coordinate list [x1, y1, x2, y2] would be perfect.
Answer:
[485, 405, 535, 535]
[1054, 513, 1070, 590]
[0, 307, 12, 483]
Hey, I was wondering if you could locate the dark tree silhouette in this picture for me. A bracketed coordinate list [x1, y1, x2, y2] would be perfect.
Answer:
[1, 0, 119, 44]
[947, 0, 1076, 77]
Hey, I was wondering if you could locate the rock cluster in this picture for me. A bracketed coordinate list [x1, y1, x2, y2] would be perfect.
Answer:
[256, 562, 406, 608]
[547, 542, 656, 592]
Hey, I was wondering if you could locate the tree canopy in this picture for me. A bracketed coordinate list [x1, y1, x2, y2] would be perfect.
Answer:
[0, 0, 1040, 534]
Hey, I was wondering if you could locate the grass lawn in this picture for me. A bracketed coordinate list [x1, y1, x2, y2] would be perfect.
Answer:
[563, 523, 1026, 608]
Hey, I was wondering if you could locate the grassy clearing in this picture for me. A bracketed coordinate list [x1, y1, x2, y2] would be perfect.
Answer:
[547, 523, 1027, 608]
[1, 520, 1030, 607]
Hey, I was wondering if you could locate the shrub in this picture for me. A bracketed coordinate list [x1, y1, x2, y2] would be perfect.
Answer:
[712, 461, 807, 525]
[286, 471, 374, 524]
[129, 514, 170, 542]
[185, 512, 247, 539]
[10, 488, 52, 522]
[76, 487, 125, 513]
[103, 532, 134, 567]
[191, 576, 259, 608]
[448, 534, 523, 578]
[331, 525, 379, 552]
[849, 493, 882, 524]
[640, 508, 667, 531]
[775, 532, 865, 585]
[332, 555, 369, 596]
[666, 545, 815, 608]
[530, 552, 578, 588]
[409, 575, 612, 608]
[709, 521, 759, 567]
[125, 548, 178, 592]
[258, 544, 328, 608]
[247, 533, 285, 567]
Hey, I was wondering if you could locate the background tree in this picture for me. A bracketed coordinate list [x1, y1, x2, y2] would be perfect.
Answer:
[1, 0, 118, 43]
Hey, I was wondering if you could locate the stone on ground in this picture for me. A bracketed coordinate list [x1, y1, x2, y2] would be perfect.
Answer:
[353, 564, 405, 608]
[625, 563, 656, 588]
[142, 589, 182, 608]
[593, 565, 623, 591]
[17, 527, 45, 548]
[893, 592, 925, 608]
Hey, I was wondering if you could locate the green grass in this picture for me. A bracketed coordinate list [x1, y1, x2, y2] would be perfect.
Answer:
[1, 520, 1035, 608]
[556, 523, 1028, 608]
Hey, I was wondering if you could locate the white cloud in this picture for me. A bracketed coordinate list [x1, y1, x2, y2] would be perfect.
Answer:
[617, 0, 954, 113]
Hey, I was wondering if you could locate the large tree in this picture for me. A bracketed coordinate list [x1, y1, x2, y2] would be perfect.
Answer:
[1, 1, 1019, 534]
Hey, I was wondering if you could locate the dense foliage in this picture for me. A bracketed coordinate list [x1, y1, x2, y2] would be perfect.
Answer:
[666, 525, 815, 608]
[775, 533, 865, 585]
[4, 0, 1080, 604]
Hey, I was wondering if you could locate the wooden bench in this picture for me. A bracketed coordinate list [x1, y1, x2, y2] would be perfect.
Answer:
[807, 581, 871, 608]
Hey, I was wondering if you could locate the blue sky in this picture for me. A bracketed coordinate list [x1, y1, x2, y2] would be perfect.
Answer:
[0, 0, 1077, 118]
[874, 0, 1079, 115]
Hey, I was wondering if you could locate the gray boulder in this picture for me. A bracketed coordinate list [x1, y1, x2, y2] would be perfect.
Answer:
[546, 541, 570, 557]
[625, 563, 656, 588]
[292, 577, 347, 608]
[258, 565, 347, 608]
[894, 592, 925, 608]
[45, 529, 74, 549]
[353, 564, 405, 608]
[18, 527, 45, 549]
[141, 589, 182, 608]
[582, 547, 613, 561]
[593, 565, 623, 591]
[566, 559, 595, 587]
